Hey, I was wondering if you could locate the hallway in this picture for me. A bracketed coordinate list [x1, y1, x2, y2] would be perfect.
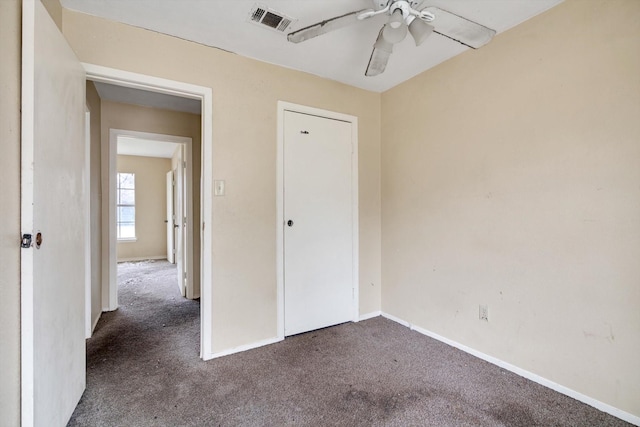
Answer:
[69, 260, 200, 425]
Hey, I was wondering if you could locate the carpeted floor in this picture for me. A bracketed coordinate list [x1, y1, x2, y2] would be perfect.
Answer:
[68, 260, 630, 426]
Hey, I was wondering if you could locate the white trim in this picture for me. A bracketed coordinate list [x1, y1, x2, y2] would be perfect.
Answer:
[108, 129, 193, 307]
[91, 312, 101, 334]
[350, 116, 360, 323]
[381, 312, 411, 328]
[84, 108, 92, 339]
[358, 311, 381, 322]
[83, 64, 206, 101]
[116, 238, 138, 243]
[276, 104, 284, 340]
[84, 64, 213, 359]
[276, 101, 359, 340]
[200, 87, 214, 360]
[205, 336, 283, 361]
[381, 312, 640, 426]
[116, 255, 168, 263]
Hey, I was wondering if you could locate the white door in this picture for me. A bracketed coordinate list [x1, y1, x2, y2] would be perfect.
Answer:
[175, 148, 186, 296]
[283, 111, 354, 336]
[166, 170, 175, 263]
[180, 150, 188, 296]
[21, 1, 86, 426]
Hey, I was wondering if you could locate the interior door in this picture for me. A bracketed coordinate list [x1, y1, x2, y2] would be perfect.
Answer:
[283, 111, 354, 336]
[21, 1, 86, 426]
[175, 148, 186, 296]
[180, 149, 188, 297]
[166, 170, 175, 263]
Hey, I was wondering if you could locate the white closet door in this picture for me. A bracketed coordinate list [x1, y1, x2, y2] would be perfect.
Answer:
[284, 111, 354, 336]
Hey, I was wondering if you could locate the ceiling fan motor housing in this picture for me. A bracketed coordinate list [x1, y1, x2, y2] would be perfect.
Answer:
[389, 1, 410, 20]
[374, 0, 422, 10]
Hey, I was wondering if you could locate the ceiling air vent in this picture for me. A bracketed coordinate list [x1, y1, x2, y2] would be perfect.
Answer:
[248, 4, 296, 33]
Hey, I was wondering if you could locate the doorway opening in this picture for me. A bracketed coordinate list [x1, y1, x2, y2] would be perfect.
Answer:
[84, 64, 214, 359]
[112, 130, 195, 301]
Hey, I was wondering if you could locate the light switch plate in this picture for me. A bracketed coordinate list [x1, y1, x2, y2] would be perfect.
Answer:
[214, 180, 225, 196]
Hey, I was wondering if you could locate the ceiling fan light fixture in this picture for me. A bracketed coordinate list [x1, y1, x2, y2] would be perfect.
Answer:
[382, 22, 408, 44]
[388, 8, 404, 29]
[408, 18, 434, 46]
[374, 29, 394, 53]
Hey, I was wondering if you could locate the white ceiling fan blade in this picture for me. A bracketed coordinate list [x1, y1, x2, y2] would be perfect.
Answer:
[287, 9, 369, 43]
[423, 6, 496, 49]
[365, 28, 393, 77]
[365, 48, 391, 77]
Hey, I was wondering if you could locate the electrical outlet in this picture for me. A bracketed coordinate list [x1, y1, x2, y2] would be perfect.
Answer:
[479, 305, 489, 321]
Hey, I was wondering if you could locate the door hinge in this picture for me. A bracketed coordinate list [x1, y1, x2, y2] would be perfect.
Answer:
[183, 161, 187, 169]
[184, 272, 187, 280]
[21, 233, 32, 248]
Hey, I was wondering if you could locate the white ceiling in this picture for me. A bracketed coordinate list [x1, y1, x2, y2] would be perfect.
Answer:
[63, 0, 563, 92]
[117, 136, 178, 159]
[94, 82, 201, 114]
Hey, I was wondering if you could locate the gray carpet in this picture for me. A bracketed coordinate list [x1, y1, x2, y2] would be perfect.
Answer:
[68, 260, 630, 426]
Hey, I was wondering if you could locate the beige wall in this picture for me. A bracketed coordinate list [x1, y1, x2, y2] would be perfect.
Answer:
[86, 80, 102, 331]
[64, 10, 382, 352]
[381, 0, 639, 418]
[0, 1, 21, 424]
[117, 155, 172, 261]
[4, 0, 637, 422]
[41, 0, 62, 30]
[101, 100, 202, 294]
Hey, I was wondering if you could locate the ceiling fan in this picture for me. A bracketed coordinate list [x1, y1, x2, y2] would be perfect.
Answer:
[287, 0, 496, 77]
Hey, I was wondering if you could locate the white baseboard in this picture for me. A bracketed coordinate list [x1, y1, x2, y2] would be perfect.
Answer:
[203, 336, 283, 361]
[358, 311, 381, 321]
[380, 312, 639, 426]
[117, 255, 168, 262]
[91, 312, 101, 334]
[381, 312, 410, 328]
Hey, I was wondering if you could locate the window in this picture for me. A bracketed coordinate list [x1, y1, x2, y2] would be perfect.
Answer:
[116, 172, 136, 240]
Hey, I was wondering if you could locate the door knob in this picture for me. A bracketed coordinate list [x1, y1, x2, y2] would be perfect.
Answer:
[287, 220, 294, 227]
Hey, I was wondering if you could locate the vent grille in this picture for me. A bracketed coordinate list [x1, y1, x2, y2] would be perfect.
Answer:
[251, 7, 266, 22]
[248, 4, 296, 33]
